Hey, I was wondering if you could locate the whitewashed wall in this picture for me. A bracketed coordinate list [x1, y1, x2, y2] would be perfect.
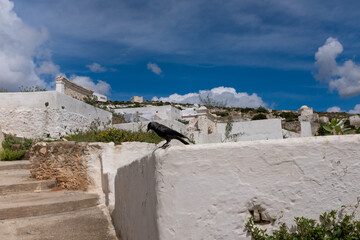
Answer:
[113, 105, 181, 122]
[112, 135, 360, 240]
[0, 91, 112, 138]
[113, 120, 188, 135]
[0, 126, 3, 152]
[217, 118, 283, 141]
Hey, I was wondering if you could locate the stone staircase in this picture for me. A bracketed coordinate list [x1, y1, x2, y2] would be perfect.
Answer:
[0, 160, 117, 240]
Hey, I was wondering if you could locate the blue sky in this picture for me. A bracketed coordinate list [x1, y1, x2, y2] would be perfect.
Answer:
[2, 0, 360, 112]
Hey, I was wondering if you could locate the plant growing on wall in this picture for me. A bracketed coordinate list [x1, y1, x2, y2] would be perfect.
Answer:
[199, 94, 227, 109]
[223, 117, 243, 142]
[19, 85, 46, 92]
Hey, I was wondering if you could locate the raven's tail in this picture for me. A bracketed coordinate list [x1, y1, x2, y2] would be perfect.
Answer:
[176, 137, 189, 145]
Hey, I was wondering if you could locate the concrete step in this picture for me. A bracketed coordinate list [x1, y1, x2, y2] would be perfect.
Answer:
[0, 206, 117, 240]
[0, 160, 30, 171]
[0, 169, 56, 194]
[0, 190, 99, 220]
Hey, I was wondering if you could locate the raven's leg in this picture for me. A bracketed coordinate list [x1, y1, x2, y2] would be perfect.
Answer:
[160, 139, 171, 149]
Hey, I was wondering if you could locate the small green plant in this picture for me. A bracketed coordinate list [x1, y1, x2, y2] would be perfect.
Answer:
[246, 209, 360, 239]
[223, 117, 243, 142]
[176, 119, 189, 125]
[83, 95, 99, 106]
[19, 85, 46, 92]
[199, 94, 227, 108]
[252, 113, 267, 120]
[45, 102, 49, 107]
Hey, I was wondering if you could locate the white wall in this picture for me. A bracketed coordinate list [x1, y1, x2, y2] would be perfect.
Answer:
[111, 135, 360, 240]
[0, 126, 3, 152]
[300, 121, 312, 137]
[0, 91, 112, 138]
[217, 118, 283, 142]
[113, 120, 188, 136]
[113, 105, 181, 122]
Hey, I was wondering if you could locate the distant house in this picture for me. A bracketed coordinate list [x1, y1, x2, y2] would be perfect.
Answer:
[93, 93, 107, 102]
[56, 76, 93, 101]
[131, 96, 143, 103]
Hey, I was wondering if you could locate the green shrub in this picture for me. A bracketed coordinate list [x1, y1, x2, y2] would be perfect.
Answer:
[240, 107, 254, 113]
[0, 148, 25, 161]
[65, 128, 163, 144]
[256, 106, 269, 114]
[0, 135, 32, 161]
[280, 112, 298, 122]
[246, 210, 360, 240]
[2, 135, 33, 151]
[252, 113, 267, 120]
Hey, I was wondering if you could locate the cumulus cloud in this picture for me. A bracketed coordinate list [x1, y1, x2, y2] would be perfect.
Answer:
[315, 37, 360, 97]
[36, 61, 60, 75]
[349, 104, 360, 114]
[86, 62, 106, 73]
[326, 106, 342, 113]
[70, 75, 111, 95]
[147, 62, 162, 75]
[152, 86, 266, 108]
[0, 0, 58, 91]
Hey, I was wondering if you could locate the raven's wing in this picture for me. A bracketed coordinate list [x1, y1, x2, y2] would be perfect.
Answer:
[157, 124, 188, 139]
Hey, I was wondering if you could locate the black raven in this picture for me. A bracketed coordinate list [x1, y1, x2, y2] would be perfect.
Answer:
[147, 122, 190, 149]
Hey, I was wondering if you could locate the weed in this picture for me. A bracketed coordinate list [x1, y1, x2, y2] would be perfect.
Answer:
[19, 85, 46, 92]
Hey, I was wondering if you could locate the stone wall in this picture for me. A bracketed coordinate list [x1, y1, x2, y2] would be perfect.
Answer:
[113, 135, 360, 240]
[30, 142, 91, 190]
[0, 91, 112, 138]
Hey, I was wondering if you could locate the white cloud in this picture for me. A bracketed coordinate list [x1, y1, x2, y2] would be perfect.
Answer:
[0, 0, 57, 91]
[70, 75, 111, 95]
[152, 86, 266, 108]
[315, 37, 360, 97]
[147, 62, 162, 75]
[326, 106, 342, 113]
[36, 61, 60, 75]
[349, 104, 360, 114]
[86, 62, 106, 73]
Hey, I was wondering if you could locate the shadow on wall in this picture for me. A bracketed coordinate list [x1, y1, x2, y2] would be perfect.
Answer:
[112, 153, 159, 240]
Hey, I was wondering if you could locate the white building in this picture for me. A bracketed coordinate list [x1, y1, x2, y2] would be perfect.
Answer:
[93, 93, 107, 102]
